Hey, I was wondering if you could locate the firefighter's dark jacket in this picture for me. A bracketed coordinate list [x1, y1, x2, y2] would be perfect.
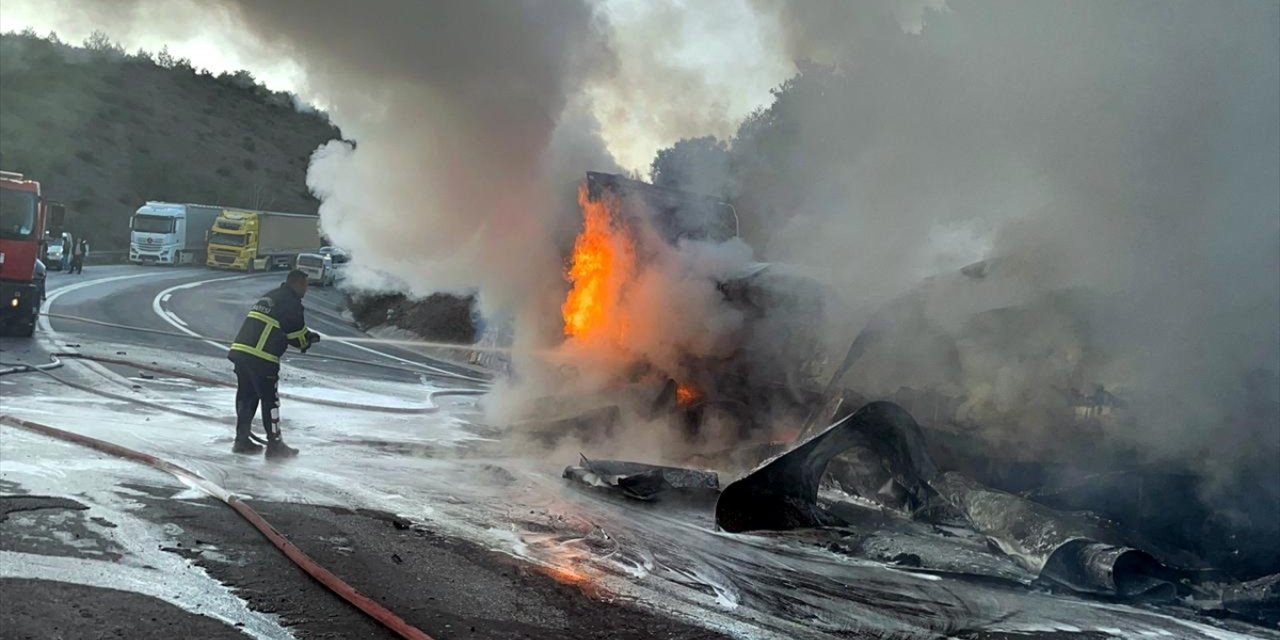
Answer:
[228, 284, 311, 365]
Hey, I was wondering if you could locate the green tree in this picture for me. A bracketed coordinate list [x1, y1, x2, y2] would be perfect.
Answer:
[83, 30, 123, 55]
[650, 136, 732, 197]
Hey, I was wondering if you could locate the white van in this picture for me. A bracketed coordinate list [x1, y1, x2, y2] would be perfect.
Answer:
[295, 252, 335, 286]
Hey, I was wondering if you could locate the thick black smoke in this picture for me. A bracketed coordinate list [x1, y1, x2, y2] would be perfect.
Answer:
[656, 0, 1278, 545]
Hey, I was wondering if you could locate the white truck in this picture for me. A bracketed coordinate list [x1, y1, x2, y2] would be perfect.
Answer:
[129, 202, 222, 266]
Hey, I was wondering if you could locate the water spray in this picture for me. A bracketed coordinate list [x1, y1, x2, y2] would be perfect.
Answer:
[327, 335, 517, 354]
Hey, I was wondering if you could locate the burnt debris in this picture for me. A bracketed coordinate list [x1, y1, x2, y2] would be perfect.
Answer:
[561, 399, 1271, 616]
[562, 455, 718, 501]
[715, 401, 937, 533]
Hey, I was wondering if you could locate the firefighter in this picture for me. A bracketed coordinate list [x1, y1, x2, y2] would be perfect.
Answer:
[228, 269, 320, 458]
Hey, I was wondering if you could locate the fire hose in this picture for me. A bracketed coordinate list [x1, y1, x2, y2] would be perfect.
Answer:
[0, 413, 434, 640]
[0, 352, 485, 449]
[40, 311, 492, 384]
[2, 311, 491, 438]
[0, 305, 511, 635]
[0, 315, 497, 637]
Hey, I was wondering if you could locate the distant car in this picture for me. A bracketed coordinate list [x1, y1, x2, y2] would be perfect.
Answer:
[295, 252, 335, 287]
[44, 232, 71, 270]
[317, 246, 350, 283]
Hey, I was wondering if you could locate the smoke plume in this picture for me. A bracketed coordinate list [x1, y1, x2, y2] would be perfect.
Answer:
[666, 0, 1279, 530]
[9, 1, 1275, 511]
[217, 2, 613, 332]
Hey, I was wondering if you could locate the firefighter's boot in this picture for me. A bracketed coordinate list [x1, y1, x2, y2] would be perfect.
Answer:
[265, 439, 299, 459]
[232, 424, 263, 454]
[232, 438, 263, 454]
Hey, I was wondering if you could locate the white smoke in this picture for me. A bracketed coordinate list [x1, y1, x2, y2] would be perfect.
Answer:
[11, 1, 1276, 495]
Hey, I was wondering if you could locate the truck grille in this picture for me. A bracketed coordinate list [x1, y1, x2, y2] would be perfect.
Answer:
[213, 253, 235, 264]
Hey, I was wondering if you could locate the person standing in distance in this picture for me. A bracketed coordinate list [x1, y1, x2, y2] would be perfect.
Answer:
[227, 269, 320, 458]
[70, 238, 88, 274]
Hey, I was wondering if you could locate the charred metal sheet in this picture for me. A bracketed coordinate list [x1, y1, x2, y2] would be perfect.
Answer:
[933, 471, 1176, 598]
[715, 401, 937, 533]
[563, 455, 719, 501]
[1220, 572, 1280, 625]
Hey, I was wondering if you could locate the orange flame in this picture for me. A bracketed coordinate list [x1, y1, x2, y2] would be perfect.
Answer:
[675, 382, 703, 408]
[562, 184, 636, 341]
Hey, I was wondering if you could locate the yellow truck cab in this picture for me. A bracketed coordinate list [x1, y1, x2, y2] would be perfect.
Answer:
[206, 208, 321, 271]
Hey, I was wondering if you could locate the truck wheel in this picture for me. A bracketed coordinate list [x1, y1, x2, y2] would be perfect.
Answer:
[16, 317, 36, 337]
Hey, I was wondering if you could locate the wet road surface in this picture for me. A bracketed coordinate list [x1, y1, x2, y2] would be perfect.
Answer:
[1, 265, 1272, 639]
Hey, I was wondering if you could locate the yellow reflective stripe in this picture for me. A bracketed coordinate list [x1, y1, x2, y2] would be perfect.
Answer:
[245, 311, 280, 351]
[229, 343, 280, 364]
[286, 326, 309, 350]
[255, 324, 272, 351]
[247, 311, 280, 328]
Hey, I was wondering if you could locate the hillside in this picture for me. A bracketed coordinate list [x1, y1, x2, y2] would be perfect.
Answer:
[0, 31, 340, 251]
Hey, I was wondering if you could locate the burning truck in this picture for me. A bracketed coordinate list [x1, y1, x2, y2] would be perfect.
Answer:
[526, 173, 1277, 623]
[544, 171, 831, 444]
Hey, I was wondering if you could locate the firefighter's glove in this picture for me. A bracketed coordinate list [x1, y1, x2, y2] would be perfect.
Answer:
[302, 331, 321, 353]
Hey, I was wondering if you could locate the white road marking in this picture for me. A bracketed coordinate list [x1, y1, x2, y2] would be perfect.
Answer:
[151, 274, 260, 352]
[308, 313, 480, 379]
[40, 272, 159, 336]
[154, 276, 479, 379]
[40, 272, 169, 389]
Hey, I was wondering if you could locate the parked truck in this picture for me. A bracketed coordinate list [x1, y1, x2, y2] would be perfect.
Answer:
[206, 208, 321, 271]
[129, 202, 222, 266]
[1, 170, 63, 337]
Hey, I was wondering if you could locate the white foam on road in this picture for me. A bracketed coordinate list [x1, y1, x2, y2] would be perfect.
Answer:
[0, 551, 292, 639]
[3, 348, 1268, 639]
[0, 428, 293, 639]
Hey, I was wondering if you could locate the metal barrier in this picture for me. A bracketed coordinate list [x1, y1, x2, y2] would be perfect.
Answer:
[84, 250, 130, 265]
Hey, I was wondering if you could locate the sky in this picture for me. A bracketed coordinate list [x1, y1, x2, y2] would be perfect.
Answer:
[0, 0, 803, 172]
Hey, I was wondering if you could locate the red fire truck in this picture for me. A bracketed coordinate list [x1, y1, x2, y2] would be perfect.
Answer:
[1, 170, 63, 337]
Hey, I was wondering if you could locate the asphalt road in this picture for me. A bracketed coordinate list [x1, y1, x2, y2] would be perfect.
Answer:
[28, 265, 481, 384]
[0, 265, 1272, 640]
[0, 265, 723, 640]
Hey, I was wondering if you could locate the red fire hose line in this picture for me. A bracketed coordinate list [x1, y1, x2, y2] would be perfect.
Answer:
[0, 413, 435, 640]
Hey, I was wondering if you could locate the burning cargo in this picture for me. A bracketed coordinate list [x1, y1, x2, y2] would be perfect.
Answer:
[538, 175, 1275, 621]
[554, 172, 829, 441]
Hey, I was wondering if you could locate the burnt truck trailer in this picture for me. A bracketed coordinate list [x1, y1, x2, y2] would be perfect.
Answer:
[584, 172, 829, 436]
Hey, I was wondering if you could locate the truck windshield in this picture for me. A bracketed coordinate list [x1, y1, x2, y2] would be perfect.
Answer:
[0, 188, 38, 240]
[210, 231, 246, 246]
[132, 215, 175, 233]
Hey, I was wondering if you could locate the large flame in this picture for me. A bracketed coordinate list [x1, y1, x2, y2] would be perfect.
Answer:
[562, 184, 636, 341]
